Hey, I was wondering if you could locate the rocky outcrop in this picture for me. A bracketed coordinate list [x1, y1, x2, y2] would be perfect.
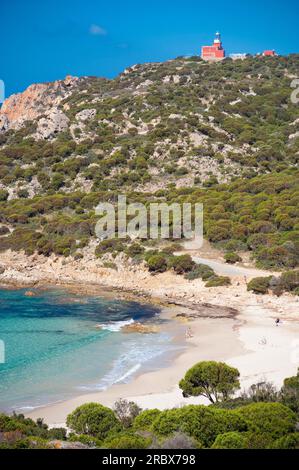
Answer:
[0, 75, 78, 134]
[173, 302, 239, 319]
[76, 108, 96, 122]
[0, 114, 9, 132]
[122, 322, 159, 334]
[35, 108, 70, 139]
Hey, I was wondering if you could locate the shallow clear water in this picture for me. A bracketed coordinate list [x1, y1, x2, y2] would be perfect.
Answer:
[0, 288, 179, 413]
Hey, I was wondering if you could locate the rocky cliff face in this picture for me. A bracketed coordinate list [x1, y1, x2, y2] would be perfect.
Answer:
[0, 75, 79, 133]
[0, 56, 298, 198]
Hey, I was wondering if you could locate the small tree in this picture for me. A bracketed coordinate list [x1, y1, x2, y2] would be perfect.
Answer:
[147, 254, 168, 273]
[242, 381, 278, 402]
[113, 399, 142, 428]
[179, 361, 240, 403]
[169, 255, 195, 274]
[66, 403, 120, 439]
[280, 368, 299, 413]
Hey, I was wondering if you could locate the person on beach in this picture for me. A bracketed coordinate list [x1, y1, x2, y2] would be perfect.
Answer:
[275, 318, 281, 326]
[185, 327, 193, 339]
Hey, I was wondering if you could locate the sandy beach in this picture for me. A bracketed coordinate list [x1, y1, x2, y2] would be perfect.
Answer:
[26, 295, 299, 427]
[1, 243, 298, 427]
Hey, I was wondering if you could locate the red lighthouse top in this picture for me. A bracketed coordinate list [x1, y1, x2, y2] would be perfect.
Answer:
[201, 32, 225, 61]
[213, 32, 222, 46]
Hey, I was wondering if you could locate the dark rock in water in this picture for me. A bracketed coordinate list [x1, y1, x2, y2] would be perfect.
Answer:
[171, 300, 238, 319]
[24, 290, 36, 297]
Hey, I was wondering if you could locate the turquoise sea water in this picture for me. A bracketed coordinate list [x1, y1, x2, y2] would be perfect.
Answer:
[0, 288, 179, 413]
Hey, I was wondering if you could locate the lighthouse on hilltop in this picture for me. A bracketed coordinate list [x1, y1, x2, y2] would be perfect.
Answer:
[201, 32, 226, 61]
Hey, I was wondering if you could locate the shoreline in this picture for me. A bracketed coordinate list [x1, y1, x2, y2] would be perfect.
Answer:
[1, 248, 298, 426]
[26, 298, 299, 427]
[26, 309, 245, 425]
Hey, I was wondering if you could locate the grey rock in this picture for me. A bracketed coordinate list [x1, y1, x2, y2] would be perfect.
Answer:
[49, 440, 90, 449]
[36, 108, 69, 139]
[0, 114, 9, 132]
[76, 108, 97, 122]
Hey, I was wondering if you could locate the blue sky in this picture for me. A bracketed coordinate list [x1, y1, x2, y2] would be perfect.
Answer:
[1, 0, 298, 97]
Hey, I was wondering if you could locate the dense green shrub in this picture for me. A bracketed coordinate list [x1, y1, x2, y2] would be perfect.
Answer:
[0, 228, 45, 255]
[147, 254, 168, 273]
[247, 272, 299, 295]
[133, 409, 162, 432]
[271, 433, 299, 449]
[125, 243, 145, 258]
[95, 239, 125, 257]
[185, 263, 215, 281]
[168, 254, 195, 274]
[224, 252, 242, 264]
[102, 432, 151, 449]
[211, 431, 248, 449]
[234, 402, 296, 439]
[247, 276, 272, 294]
[280, 368, 299, 413]
[279, 270, 299, 294]
[152, 405, 247, 447]
[66, 403, 121, 439]
[17, 188, 29, 199]
[0, 189, 9, 201]
[205, 276, 231, 287]
[244, 432, 274, 449]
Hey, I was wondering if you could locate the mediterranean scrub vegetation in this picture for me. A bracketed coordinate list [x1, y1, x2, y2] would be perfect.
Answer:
[1, 362, 299, 449]
[0, 170, 298, 270]
[0, 56, 298, 271]
[247, 270, 299, 295]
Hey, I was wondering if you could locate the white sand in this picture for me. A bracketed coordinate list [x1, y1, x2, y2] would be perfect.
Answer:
[2, 242, 297, 427]
[26, 298, 299, 427]
[230, 304, 299, 389]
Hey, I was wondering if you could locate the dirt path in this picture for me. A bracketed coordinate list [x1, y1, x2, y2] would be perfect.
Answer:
[191, 255, 276, 278]
[180, 238, 279, 279]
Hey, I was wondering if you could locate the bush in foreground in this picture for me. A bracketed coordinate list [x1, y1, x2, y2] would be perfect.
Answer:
[113, 399, 142, 428]
[133, 409, 162, 432]
[66, 403, 121, 440]
[102, 432, 151, 449]
[234, 402, 296, 439]
[152, 405, 247, 448]
[211, 431, 248, 449]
